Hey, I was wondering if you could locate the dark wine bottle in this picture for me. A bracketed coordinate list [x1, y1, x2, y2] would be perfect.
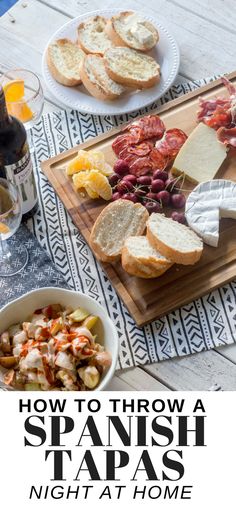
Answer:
[0, 86, 38, 220]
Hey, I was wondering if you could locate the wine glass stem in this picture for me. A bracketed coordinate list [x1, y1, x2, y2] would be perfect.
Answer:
[0, 236, 10, 261]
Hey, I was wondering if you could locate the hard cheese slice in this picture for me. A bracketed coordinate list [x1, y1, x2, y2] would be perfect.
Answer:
[172, 123, 227, 183]
[185, 179, 236, 247]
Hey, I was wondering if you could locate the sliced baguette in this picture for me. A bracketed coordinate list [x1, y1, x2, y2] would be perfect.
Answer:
[122, 236, 172, 278]
[79, 54, 125, 101]
[77, 16, 112, 56]
[90, 200, 149, 263]
[122, 259, 168, 279]
[147, 214, 203, 265]
[47, 39, 85, 86]
[104, 47, 160, 89]
[106, 11, 159, 52]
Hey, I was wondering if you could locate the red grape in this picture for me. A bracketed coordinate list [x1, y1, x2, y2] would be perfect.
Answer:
[146, 192, 158, 201]
[165, 178, 177, 192]
[136, 187, 149, 197]
[117, 180, 134, 193]
[171, 212, 186, 224]
[113, 159, 130, 176]
[151, 179, 165, 193]
[122, 193, 138, 203]
[123, 174, 137, 185]
[144, 201, 162, 214]
[137, 175, 152, 186]
[171, 193, 186, 209]
[156, 190, 171, 206]
[153, 170, 168, 182]
[109, 173, 120, 187]
[112, 192, 122, 201]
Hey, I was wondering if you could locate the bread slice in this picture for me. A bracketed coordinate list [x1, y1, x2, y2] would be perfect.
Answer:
[90, 200, 149, 262]
[79, 54, 125, 101]
[122, 236, 172, 278]
[106, 11, 159, 52]
[77, 16, 112, 56]
[104, 47, 160, 89]
[121, 260, 167, 279]
[146, 214, 203, 265]
[47, 39, 85, 86]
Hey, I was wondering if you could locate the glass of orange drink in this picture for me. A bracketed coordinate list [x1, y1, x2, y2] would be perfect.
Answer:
[1, 69, 44, 150]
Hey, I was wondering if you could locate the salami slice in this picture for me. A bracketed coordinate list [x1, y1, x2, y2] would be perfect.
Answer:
[155, 129, 188, 158]
[149, 148, 169, 170]
[125, 141, 154, 157]
[118, 151, 139, 167]
[217, 126, 236, 147]
[129, 157, 153, 177]
[125, 115, 165, 142]
[112, 133, 138, 156]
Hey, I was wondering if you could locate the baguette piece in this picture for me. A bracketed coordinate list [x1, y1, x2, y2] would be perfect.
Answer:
[147, 214, 203, 265]
[104, 47, 160, 88]
[77, 16, 112, 56]
[106, 11, 159, 52]
[122, 236, 172, 278]
[79, 54, 125, 101]
[90, 200, 149, 263]
[47, 39, 85, 86]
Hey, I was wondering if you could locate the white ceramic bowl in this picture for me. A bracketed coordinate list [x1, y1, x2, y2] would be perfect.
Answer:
[0, 287, 119, 391]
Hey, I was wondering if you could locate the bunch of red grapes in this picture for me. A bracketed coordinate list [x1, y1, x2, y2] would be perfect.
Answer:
[109, 159, 186, 224]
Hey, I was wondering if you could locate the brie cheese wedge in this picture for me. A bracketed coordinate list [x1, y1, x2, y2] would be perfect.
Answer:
[185, 179, 236, 247]
[172, 123, 227, 184]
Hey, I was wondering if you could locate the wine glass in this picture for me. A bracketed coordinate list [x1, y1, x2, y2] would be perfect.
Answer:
[1, 69, 44, 151]
[0, 178, 28, 277]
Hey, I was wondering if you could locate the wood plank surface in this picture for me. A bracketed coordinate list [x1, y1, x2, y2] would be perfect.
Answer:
[143, 350, 236, 391]
[2, 0, 236, 389]
[42, 74, 236, 326]
[108, 367, 171, 391]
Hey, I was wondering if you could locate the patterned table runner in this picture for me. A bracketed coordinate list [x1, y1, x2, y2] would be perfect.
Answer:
[2, 77, 236, 370]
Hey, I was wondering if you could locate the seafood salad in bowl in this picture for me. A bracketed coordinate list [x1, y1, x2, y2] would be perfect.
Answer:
[0, 288, 118, 391]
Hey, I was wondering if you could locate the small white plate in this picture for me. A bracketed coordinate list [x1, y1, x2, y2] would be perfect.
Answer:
[42, 9, 180, 116]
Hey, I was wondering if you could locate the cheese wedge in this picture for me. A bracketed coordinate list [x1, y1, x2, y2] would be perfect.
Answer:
[185, 179, 236, 247]
[172, 123, 227, 184]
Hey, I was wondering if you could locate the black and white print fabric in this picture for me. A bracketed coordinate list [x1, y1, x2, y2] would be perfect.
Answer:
[0, 225, 69, 309]
[23, 77, 236, 369]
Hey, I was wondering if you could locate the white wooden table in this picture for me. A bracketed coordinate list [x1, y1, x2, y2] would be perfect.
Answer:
[1, 0, 236, 391]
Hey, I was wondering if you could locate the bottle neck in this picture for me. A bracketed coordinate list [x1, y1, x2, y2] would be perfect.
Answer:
[0, 86, 10, 124]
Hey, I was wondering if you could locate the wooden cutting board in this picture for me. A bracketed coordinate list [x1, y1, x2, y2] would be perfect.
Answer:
[41, 71, 236, 327]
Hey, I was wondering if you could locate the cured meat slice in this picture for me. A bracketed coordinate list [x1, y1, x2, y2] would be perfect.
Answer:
[118, 151, 139, 167]
[155, 129, 188, 158]
[129, 157, 154, 176]
[112, 133, 137, 156]
[197, 77, 236, 131]
[123, 141, 154, 157]
[221, 76, 236, 97]
[197, 97, 231, 123]
[217, 126, 236, 147]
[125, 115, 165, 142]
[149, 148, 169, 170]
[204, 107, 232, 130]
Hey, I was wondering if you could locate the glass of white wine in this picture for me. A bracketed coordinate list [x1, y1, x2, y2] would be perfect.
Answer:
[0, 178, 28, 277]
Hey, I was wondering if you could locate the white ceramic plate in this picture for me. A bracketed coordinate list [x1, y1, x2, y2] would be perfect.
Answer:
[42, 9, 180, 116]
[0, 288, 119, 391]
